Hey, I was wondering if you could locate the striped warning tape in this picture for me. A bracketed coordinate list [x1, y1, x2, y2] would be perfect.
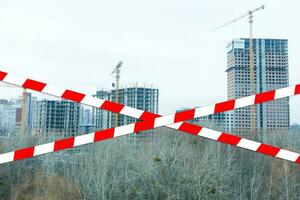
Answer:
[0, 70, 299, 164]
[1, 70, 299, 125]
[0, 117, 299, 164]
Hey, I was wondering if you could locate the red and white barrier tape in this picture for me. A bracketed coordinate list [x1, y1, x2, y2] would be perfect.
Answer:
[0, 70, 299, 126]
[0, 119, 299, 164]
[0, 70, 299, 164]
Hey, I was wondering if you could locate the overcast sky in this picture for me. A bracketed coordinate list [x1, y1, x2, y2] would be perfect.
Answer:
[0, 0, 300, 123]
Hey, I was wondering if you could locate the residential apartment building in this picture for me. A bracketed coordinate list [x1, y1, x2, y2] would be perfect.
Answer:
[226, 38, 289, 133]
[92, 84, 159, 130]
[32, 100, 80, 136]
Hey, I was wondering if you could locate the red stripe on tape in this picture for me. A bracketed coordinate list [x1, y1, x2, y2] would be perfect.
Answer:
[100, 101, 125, 113]
[0, 71, 8, 80]
[295, 84, 300, 95]
[14, 147, 34, 160]
[214, 100, 235, 113]
[178, 122, 202, 135]
[217, 133, 241, 146]
[174, 109, 195, 123]
[94, 128, 115, 142]
[140, 111, 161, 120]
[62, 90, 86, 103]
[255, 90, 275, 104]
[134, 120, 155, 132]
[22, 79, 46, 91]
[296, 156, 300, 164]
[54, 137, 75, 151]
[256, 144, 280, 156]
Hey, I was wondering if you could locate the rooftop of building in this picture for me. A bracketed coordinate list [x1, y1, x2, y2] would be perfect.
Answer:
[96, 83, 159, 93]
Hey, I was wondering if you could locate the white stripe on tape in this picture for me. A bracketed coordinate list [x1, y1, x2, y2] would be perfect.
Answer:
[194, 105, 214, 118]
[74, 133, 95, 147]
[0, 152, 14, 164]
[198, 128, 222, 140]
[275, 86, 295, 99]
[81, 95, 104, 108]
[120, 106, 144, 119]
[3, 74, 26, 87]
[34, 142, 55, 156]
[42, 85, 66, 98]
[154, 114, 175, 128]
[276, 149, 299, 162]
[166, 122, 183, 129]
[114, 124, 134, 137]
[235, 95, 255, 109]
[237, 138, 261, 151]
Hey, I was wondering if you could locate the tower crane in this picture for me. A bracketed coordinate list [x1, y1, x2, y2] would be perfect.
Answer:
[111, 61, 123, 127]
[21, 88, 27, 135]
[212, 5, 265, 133]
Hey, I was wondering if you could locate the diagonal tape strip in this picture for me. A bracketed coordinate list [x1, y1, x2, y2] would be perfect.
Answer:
[0, 70, 299, 164]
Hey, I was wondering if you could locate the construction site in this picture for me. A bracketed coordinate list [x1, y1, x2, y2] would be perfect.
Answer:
[0, 1, 300, 199]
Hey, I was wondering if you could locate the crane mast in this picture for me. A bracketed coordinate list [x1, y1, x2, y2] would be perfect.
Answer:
[212, 5, 265, 133]
[249, 12, 255, 133]
[111, 62, 123, 127]
[21, 89, 27, 135]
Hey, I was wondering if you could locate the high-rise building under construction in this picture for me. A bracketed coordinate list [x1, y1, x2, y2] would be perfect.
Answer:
[32, 100, 80, 136]
[226, 38, 289, 133]
[92, 84, 159, 130]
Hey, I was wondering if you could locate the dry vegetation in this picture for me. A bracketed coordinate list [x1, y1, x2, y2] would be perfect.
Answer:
[0, 127, 300, 199]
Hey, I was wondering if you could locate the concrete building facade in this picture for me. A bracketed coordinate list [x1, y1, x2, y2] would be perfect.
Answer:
[92, 84, 159, 130]
[32, 100, 80, 136]
[226, 38, 289, 133]
[11, 92, 37, 133]
[0, 100, 16, 137]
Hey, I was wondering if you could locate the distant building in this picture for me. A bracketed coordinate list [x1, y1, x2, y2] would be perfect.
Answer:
[92, 84, 159, 130]
[26, 93, 37, 132]
[0, 100, 16, 137]
[80, 107, 92, 125]
[0, 99, 8, 104]
[79, 107, 93, 134]
[79, 124, 95, 135]
[32, 100, 80, 136]
[226, 38, 289, 133]
[290, 123, 300, 131]
[15, 108, 22, 132]
[11, 92, 37, 133]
